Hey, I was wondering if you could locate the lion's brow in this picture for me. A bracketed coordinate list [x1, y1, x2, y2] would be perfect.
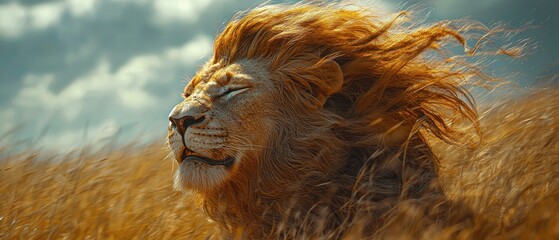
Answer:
[183, 76, 204, 97]
[211, 71, 234, 86]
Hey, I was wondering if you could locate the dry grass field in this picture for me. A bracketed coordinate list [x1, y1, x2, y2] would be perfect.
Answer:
[1, 88, 558, 239]
[0, 145, 218, 239]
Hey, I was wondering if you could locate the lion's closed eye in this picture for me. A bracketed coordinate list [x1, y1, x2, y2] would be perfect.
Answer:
[220, 87, 251, 99]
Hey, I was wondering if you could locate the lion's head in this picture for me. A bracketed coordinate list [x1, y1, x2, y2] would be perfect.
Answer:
[167, 3, 487, 238]
[168, 60, 278, 191]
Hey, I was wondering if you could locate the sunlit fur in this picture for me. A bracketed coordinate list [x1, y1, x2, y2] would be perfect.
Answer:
[172, 3, 545, 239]
[173, 161, 229, 190]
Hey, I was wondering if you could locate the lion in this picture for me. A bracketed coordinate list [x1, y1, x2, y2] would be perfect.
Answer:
[165, 3, 551, 239]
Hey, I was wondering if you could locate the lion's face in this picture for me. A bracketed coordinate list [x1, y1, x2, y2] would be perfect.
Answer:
[168, 60, 276, 191]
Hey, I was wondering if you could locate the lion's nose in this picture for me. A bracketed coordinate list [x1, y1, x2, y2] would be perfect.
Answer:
[169, 115, 206, 136]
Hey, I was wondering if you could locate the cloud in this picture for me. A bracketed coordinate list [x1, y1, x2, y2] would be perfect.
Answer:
[67, 0, 97, 17]
[39, 118, 120, 151]
[0, 2, 28, 38]
[29, 2, 65, 30]
[152, 0, 216, 24]
[0, 35, 212, 151]
[14, 73, 58, 109]
[0, 0, 97, 39]
[164, 35, 213, 65]
[106, 0, 217, 25]
[0, 108, 16, 135]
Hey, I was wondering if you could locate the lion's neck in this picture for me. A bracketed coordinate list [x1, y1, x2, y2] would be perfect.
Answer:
[202, 122, 445, 238]
[202, 121, 349, 236]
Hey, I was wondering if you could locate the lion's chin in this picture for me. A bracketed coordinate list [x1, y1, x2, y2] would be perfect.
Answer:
[173, 160, 231, 192]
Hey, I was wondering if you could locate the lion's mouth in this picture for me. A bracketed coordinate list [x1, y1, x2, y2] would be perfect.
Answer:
[180, 149, 234, 167]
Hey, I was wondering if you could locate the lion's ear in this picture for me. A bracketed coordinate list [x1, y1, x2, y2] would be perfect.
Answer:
[311, 59, 344, 107]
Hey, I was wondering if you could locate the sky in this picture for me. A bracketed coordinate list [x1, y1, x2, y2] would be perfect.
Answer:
[0, 0, 557, 153]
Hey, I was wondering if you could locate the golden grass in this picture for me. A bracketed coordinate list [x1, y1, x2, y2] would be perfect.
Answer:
[0, 145, 218, 239]
[1, 88, 558, 239]
[433, 88, 559, 239]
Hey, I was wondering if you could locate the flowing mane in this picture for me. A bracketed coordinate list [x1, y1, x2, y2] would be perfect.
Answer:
[182, 3, 518, 238]
[213, 3, 481, 144]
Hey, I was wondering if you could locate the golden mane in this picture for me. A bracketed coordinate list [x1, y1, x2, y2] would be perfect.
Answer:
[194, 3, 519, 238]
[213, 4, 482, 144]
